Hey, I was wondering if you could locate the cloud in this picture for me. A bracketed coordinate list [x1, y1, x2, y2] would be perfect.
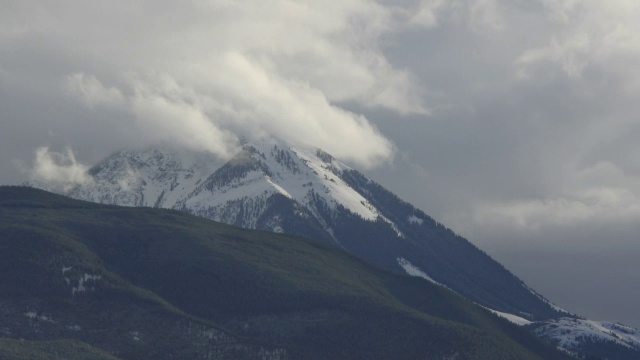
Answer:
[204, 52, 395, 167]
[517, 1, 640, 79]
[4, 0, 639, 234]
[469, 0, 505, 31]
[129, 77, 241, 158]
[28, 147, 91, 192]
[3, 1, 640, 233]
[409, 0, 448, 28]
[65, 73, 125, 108]
[2, 0, 440, 169]
[434, 159, 640, 248]
[474, 188, 640, 230]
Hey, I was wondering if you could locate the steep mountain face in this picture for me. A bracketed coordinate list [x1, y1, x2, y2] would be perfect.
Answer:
[0, 187, 571, 360]
[30, 140, 640, 359]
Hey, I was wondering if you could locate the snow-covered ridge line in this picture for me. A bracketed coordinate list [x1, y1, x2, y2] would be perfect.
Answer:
[522, 283, 572, 316]
[483, 307, 532, 326]
[398, 257, 532, 326]
[397, 256, 640, 352]
[287, 145, 379, 221]
[533, 318, 640, 353]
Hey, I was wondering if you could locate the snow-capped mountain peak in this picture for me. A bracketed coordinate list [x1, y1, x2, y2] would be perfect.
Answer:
[177, 140, 383, 234]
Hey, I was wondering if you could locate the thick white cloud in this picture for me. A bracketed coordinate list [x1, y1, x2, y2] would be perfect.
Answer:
[29, 147, 92, 192]
[65, 73, 125, 108]
[2, 0, 437, 169]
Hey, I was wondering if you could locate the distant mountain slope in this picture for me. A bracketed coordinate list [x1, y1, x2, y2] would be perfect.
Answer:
[0, 186, 570, 360]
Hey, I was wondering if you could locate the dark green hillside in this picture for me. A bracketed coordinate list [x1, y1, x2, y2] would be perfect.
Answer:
[0, 338, 121, 360]
[0, 186, 570, 359]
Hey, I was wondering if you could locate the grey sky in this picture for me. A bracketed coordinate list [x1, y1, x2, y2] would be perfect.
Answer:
[2, 1, 639, 327]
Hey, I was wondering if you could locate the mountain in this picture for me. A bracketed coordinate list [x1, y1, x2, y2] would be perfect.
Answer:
[56, 142, 559, 320]
[0, 186, 572, 360]
[28, 140, 640, 359]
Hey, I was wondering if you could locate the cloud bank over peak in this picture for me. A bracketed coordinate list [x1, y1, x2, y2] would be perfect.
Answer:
[3, 0, 443, 171]
[4, 0, 640, 226]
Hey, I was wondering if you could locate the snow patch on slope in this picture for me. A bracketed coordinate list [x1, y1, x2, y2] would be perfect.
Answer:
[408, 215, 423, 225]
[397, 257, 439, 285]
[533, 318, 640, 353]
[72, 274, 102, 295]
[399, 258, 533, 326]
[265, 176, 292, 199]
[484, 308, 532, 326]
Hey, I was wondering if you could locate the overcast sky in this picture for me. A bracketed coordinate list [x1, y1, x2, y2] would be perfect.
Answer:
[2, 0, 639, 327]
